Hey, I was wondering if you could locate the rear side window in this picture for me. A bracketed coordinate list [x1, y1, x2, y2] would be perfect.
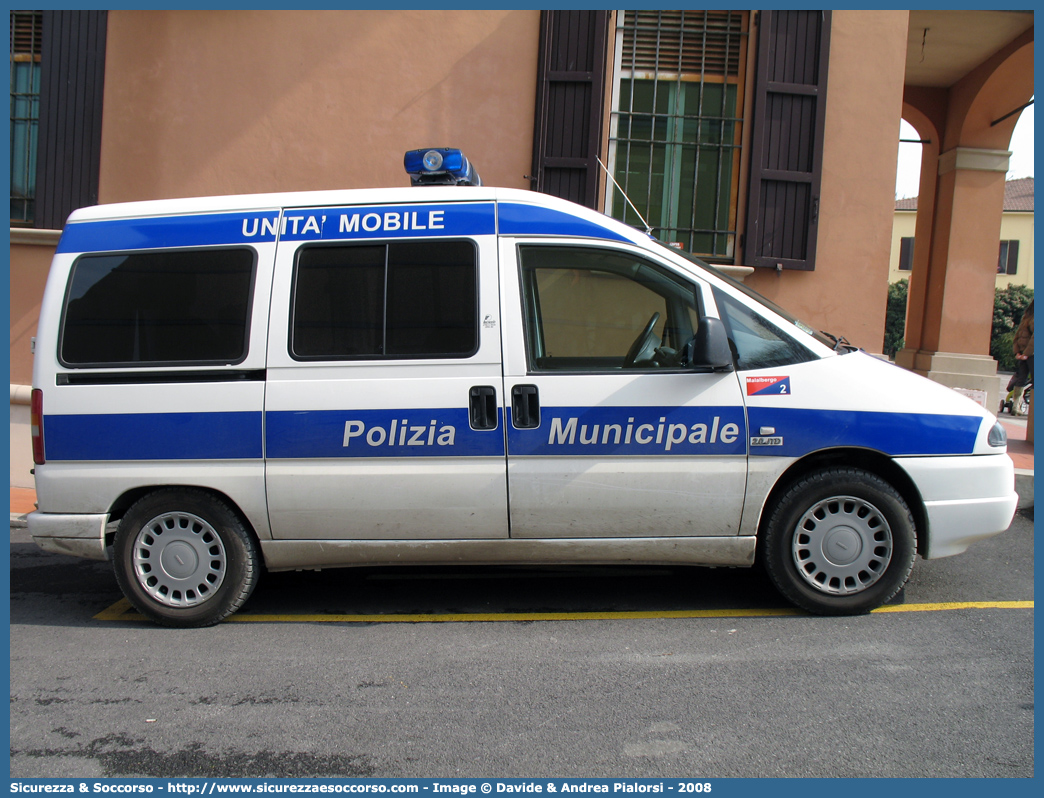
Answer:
[291, 240, 477, 360]
[61, 248, 255, 367]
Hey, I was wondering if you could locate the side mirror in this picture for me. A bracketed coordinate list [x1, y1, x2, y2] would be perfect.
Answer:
[685, 317, 734, 372]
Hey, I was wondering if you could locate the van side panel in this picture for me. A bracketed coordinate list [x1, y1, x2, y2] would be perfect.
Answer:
[262, 203, 509, 541]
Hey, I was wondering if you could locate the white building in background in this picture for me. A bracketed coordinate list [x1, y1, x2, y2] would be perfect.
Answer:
[889, 177, 1034, 290]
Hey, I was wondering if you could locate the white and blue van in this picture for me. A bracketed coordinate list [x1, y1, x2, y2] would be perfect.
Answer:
[28, 149, 1018, 626]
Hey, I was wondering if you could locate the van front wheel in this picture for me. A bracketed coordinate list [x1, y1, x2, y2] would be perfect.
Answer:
[113, 489, 259, 627]
[762, 468, 916, 615]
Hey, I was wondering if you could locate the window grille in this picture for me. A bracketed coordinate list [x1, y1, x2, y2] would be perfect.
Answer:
[607, 10, 749, 261]
[10, 10, 42, 224]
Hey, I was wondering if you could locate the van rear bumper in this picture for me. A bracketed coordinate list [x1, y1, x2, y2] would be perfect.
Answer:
[895, 454, 1019, 559]
[28, 511, 110, 561]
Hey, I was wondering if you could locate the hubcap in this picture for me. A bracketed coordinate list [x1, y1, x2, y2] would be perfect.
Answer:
[132, 511, 226, 607]
[792, 496, 893, 595]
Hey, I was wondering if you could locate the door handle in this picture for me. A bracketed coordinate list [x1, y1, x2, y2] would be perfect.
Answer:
[469, 386, 498, 430]
[511, 384, 540, 429]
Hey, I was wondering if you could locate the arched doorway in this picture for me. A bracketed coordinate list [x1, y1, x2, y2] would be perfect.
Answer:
[894, 16, 1032, 417]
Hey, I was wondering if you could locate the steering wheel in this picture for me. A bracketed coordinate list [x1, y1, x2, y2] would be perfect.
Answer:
[624, 312, 661, 368]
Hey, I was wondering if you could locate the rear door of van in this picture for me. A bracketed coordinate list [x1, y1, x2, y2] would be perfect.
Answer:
[263, 200, 509, 540]
[35, 208, 278, 537]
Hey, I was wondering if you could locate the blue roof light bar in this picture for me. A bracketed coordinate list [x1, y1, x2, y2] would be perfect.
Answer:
[404, 148, 482, 187]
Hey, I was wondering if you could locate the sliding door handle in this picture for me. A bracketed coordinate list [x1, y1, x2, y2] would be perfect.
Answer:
[469, 386, 498, 430]
[511, 384, 540, 429]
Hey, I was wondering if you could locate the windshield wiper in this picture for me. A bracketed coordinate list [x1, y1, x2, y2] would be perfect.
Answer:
[820, 331, 858, 353]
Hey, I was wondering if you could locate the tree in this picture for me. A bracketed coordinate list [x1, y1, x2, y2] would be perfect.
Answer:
[883, 278, 908, 359]
[991, 284, 1033, 371]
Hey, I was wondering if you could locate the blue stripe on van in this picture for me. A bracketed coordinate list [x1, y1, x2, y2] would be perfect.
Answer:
[56, 212, 281, 254]
[746, 407, 981, 457]
[44, 412, 263, 461]
[497, 203, 633, 243]
[41, 407, 981, 462]
[56, 203, 499, 254]
[265, 408, 505, 459]
[55, 201, 632, 253]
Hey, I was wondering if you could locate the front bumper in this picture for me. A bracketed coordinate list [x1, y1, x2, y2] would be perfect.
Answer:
[896, 453, 1018, 559]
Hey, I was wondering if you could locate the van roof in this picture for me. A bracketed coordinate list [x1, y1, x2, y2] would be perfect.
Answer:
[69, 186, 627, 228]
[62, 186, 656, 253]
[59, 186, 660, 256]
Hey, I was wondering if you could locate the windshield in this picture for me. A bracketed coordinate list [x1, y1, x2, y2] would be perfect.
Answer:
[655, 242, 840, 351]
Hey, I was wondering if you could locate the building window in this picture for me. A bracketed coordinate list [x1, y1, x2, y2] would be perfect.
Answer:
[998, 240, 1019, 275]
[607, 10, 749, 262]
[898, 237, 915, 271]
[10, 10, 42, 225]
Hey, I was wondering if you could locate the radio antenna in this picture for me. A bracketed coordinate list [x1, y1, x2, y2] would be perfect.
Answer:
[596, 157, 652, 236]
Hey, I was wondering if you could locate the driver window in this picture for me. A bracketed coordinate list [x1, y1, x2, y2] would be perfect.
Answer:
[518, 245, 701, 372]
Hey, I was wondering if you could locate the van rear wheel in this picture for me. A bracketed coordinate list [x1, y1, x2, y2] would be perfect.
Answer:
[113, 489, 259, 627]
[762, 468, 916, 615]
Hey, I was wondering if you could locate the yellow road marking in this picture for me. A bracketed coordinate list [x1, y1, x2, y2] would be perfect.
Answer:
[93, 597, 137, 621]
[871, 600, 1034, 613]
[93, 598, 1033, 623]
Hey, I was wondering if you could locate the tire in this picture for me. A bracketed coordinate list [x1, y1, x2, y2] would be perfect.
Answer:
[761, 468, 916, 615]
[1018, 388, 1031, 416]
[113, 488, 260, 627]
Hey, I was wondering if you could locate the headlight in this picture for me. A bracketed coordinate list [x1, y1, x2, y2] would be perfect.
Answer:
[987, 421, 1008, 448]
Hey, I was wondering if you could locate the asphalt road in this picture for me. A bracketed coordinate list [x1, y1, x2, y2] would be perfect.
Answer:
[8, 508, 1034, 779]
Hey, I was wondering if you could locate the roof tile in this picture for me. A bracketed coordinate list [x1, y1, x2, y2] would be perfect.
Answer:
[895, 176, 1033, 212]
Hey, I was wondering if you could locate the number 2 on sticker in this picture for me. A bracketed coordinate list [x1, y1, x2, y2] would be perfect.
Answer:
[779, 384, 787, 393]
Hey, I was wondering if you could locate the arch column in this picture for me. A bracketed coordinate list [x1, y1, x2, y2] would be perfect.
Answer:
[894, 148, 1010, 409]
[895, 29, 1032, 413]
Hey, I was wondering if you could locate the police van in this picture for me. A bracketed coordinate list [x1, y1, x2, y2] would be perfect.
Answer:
[28, 148, 1018, 627]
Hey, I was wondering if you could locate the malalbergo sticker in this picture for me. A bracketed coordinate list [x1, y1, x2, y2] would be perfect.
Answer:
[746, 376, 791, 396]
